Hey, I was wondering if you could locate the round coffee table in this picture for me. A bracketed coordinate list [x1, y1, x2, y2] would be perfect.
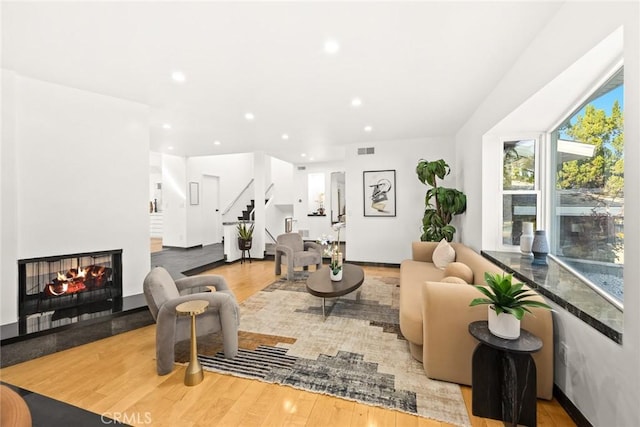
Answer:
[306, 263, 365, 319]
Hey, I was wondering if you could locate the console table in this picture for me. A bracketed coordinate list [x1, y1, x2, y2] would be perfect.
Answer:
[469, 320, 542, 427]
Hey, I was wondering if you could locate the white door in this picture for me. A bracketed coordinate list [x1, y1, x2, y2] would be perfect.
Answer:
[202, 175, 221, 245]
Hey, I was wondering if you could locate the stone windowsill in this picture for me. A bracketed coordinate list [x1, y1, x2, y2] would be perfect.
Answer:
[481, 250, 622, 344]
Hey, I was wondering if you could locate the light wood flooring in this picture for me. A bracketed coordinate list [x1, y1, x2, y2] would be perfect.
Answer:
[0, 261, 576, 427]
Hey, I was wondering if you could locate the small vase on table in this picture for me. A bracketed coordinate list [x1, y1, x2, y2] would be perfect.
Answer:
[330, 251, 343, 281]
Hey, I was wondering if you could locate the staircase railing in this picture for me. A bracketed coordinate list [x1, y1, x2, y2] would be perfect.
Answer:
[248, 182, 275, 219]
[265, 228, 277, 243]
[222, 179, 254, 217]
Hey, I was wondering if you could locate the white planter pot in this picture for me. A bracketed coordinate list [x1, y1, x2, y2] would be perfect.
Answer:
[487, 306, 520, 339]
[330, 268, 343, 281]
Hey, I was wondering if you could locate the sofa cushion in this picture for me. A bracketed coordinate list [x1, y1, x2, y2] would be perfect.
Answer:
[433, 239, 455, 269]
[443, 262, 474, 283]
[399, 259, 446, 345]
[441, 276, 468, 284]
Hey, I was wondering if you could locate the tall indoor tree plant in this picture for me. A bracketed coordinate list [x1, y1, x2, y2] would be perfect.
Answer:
[416, 159, 467, 242]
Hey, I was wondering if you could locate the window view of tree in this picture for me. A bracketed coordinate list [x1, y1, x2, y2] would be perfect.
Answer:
[552, 68, 623, 302]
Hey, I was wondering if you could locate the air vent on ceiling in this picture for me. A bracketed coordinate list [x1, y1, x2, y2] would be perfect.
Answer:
[357, 147, 375, 155]
[297, 166, 307, 170]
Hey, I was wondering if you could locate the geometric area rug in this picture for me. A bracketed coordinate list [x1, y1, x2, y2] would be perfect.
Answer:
[175, 275, 471, 426]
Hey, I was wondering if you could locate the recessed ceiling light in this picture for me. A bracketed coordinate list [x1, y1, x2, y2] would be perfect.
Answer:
[168, 146, 174, 150]
[213, 140, 221, 146]
[282, 134, 289, 140]
[351, 98, 362, 107]
[309, 157, 315, 161]
[301, 153, 307, 157]
[324, 39, 340, 54]
[364, 126, 373, 132]
[171, 71, 186, 83]
[245, 112, 255, 121]
[162, 123, 171, 129]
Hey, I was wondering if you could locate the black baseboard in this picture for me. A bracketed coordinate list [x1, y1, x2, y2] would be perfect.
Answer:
[346, 260, 401, 269]
[182, 260, 227, 275]
[554, 384, 592, 427]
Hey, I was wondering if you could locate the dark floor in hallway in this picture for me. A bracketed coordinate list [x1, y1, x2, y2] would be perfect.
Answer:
[150, 243, 225, 279]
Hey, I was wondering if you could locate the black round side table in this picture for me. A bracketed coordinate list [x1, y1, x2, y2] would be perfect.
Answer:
[468, 320, 542, 427]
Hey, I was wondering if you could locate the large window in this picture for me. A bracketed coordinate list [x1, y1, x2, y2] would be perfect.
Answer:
[550, 67, 624, 304]
[502, 139, 539, 246]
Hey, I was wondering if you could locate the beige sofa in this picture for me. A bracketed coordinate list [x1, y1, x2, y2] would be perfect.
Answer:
[399, 241, 554, 400]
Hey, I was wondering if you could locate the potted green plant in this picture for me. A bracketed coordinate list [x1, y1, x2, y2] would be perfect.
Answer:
[237, 222, 254, 250]
[469, 272, 551, 339]
[416, 159, 467, 242]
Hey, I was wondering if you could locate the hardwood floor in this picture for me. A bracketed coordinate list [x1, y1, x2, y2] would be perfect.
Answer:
[150, 237, 163, 253]
[0, 261, 576, 427]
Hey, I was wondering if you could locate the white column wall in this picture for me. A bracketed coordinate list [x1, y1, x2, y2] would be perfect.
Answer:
[455, 3, 639, 425]
[161, 154, 188, 247]
[1, 72, 150, 325]
[1, 70, 20, 325]
[344, 137, 455, 265]
[267, 156, 294, 238]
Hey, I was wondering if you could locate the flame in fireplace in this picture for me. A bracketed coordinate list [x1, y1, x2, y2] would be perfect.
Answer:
[45, 265, 111, 297]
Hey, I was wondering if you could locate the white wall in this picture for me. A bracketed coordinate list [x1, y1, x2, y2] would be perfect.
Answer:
[149, 151, 162, 209]
[1, 72, 150, 324]
[344, 137, 455, 264]
[455, 3, 639, 425]
[188, 153, 254, 227]
[267, 156, 294, 239]
[161, 154, 188, 247]
[164, 153, 294, 250]
[1, 70, 20, 325]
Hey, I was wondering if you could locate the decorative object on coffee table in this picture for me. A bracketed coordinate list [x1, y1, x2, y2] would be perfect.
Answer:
[469, 320, 542, 427]
[328, 222, 345, 281]
[469, 272, 551, 340]
[330, 252, 343, 281]
[176, 299, 209, 386]
[531, 230, 549, 265]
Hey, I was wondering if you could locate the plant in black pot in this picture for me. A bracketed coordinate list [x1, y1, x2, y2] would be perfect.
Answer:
[469, 272, 551, 339]
[237, 222, 254, 250]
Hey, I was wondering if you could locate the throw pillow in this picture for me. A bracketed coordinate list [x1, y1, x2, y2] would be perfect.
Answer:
[441, 276, 468, 285]
[433, 238, 455, 269]
[443, 262, 474, 284]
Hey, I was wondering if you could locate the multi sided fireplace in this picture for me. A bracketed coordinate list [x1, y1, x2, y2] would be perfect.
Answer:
[18, 249, 123, 334]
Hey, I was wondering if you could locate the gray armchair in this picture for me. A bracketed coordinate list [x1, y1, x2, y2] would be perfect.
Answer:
[143, 267, 239, 375]
[275, 232, 323, 280]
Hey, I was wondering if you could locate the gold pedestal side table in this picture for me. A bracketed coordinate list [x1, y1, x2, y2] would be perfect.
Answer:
[176, 300, 209, 386]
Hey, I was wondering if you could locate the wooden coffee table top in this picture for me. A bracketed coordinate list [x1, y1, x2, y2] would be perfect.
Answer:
[306, 264, 365, 298]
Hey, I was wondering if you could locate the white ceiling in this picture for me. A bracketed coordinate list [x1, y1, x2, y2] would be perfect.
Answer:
[2, 1, 563, 164]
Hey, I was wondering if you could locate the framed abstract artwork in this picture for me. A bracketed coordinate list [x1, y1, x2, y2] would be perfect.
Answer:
[363, 170, 396, 217]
